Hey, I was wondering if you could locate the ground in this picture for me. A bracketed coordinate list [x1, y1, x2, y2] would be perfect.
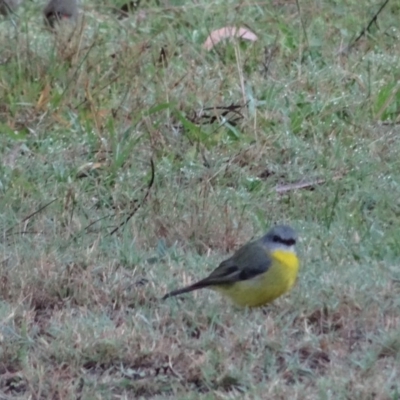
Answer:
[0, 0, 400, 398]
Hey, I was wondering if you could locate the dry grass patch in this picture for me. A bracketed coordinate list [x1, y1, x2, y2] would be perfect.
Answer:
[1, 0, 400, 398]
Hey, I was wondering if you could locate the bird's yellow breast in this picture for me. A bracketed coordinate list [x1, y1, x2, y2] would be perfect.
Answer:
[214, 250, 299, 307]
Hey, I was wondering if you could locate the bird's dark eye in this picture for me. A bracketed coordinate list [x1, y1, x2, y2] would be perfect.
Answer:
[272, 235, 280, 242]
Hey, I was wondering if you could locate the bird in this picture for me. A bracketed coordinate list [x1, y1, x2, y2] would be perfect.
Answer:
[163, 225, 299, 307]
[0, 0, 22, 16]
[43, 0, 78, 28]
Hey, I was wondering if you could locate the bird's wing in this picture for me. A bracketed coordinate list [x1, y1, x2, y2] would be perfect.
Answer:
[202, 241, 272, 285]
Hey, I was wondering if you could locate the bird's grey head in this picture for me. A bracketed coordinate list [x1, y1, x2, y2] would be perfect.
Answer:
[262, 225, 297, 251]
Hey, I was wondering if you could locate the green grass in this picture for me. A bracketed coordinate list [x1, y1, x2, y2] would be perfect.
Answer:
[1, 0, 400, 398]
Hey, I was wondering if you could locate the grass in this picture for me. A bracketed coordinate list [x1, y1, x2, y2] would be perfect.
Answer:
[1, 0, 400, 398]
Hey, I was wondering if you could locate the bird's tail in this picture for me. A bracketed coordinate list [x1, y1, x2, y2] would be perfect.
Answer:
[162, 280, 210, 300]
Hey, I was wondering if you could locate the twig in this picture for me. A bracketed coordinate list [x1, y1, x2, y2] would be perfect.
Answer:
[276, 178, 326, 194]
[3, 198, 57, 237]
[109, 158, 155, 236]
[82, 214, 114, 233]
[347, 0, 390, 51]
[4, 231, 42, 236]
[276, 173, 344, 194]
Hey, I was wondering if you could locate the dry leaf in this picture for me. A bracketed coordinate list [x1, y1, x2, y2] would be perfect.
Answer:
[203, 26, 258, 51]
[36, 83, 51, 111]
[76, 162, 104, 179]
